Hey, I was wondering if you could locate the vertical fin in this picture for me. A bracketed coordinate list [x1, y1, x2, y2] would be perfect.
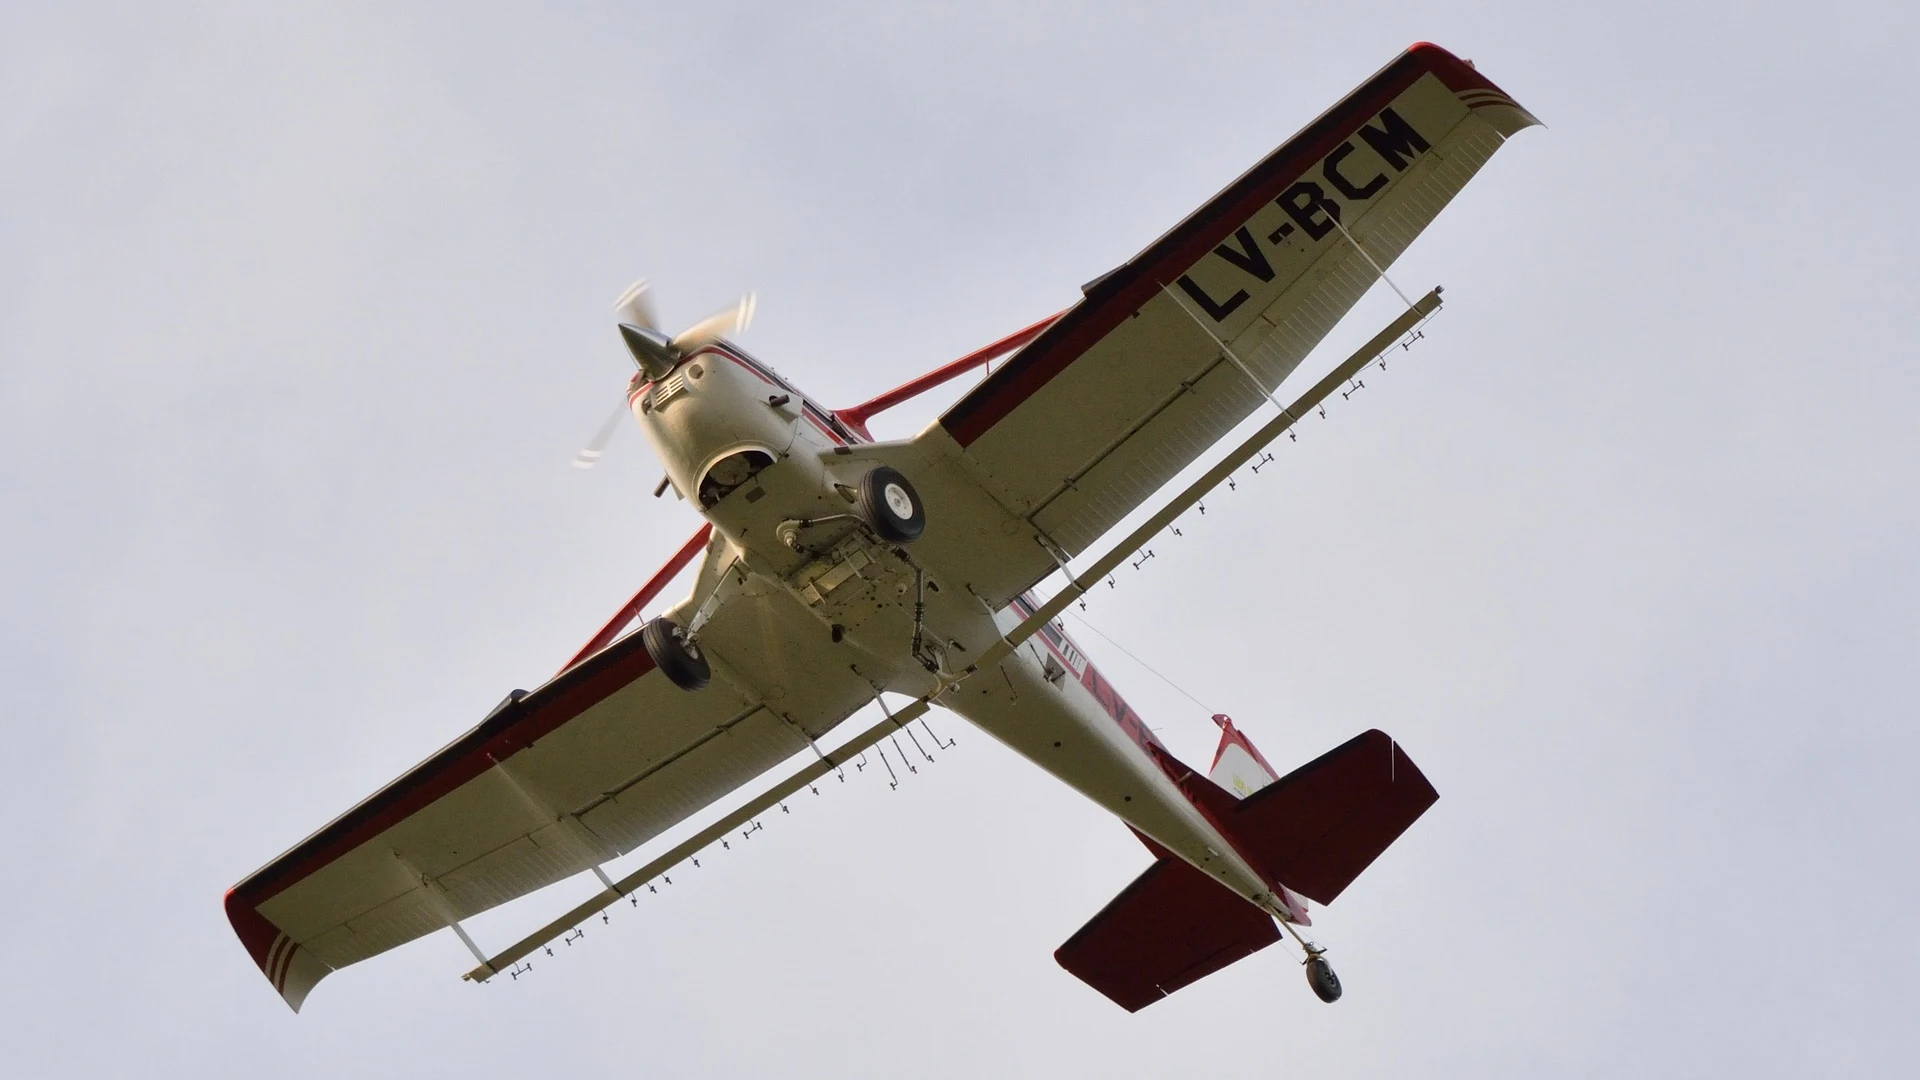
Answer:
[1207, 714, 1281, 798]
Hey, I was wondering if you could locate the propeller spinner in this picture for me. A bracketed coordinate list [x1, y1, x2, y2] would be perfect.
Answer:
[575, 280, 757, 468]
[615, 280, 755, 380]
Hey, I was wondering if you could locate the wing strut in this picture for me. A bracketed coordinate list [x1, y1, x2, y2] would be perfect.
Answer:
[464, 288, 1443, 984]
[449, 921, 490, 967]
[560, 524, 713, 674]
[834, 312, 1063, 437]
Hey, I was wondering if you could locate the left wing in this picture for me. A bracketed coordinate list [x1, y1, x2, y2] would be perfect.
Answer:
[225, 532, 880, 1010]
[877, 43, 1535, 608]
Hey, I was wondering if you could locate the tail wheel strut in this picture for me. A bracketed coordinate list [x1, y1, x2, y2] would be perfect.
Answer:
[1279, 914, 1342, 1004]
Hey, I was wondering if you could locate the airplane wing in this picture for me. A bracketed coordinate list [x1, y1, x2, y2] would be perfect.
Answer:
[875, 43, 1536, 608]
[225, 530, 880, 1011]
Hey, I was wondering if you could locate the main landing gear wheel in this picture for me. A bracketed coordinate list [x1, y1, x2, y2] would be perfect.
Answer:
[641, 616, 710, 691]
[857, 466, 925, 543]
[1305, 952, 1343, 1003]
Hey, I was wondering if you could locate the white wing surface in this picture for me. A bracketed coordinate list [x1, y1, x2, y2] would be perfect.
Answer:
[226, 533, 877, 1010]
[894, 43, 1536, 607]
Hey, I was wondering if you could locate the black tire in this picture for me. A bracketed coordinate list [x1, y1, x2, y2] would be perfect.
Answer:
[642, 616, 710, 691]
[1306, 955, 1343, 1003]
[857, 466, 925, 543]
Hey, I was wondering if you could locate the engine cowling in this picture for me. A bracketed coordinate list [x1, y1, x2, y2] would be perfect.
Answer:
[634, 347, 853, 565]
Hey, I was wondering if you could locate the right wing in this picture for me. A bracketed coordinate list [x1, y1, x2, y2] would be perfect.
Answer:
[225, 530, 880, 1010]
[887, 43, 1535, 608]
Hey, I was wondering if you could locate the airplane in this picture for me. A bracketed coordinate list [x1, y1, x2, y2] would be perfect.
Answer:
[224, 42, 1536, 1014]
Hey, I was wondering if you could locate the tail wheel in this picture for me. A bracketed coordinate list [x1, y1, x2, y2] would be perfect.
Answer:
[857, 466, 925, 543]
[1305, 955, 1343, 1003]
[642, 617, 710, 691]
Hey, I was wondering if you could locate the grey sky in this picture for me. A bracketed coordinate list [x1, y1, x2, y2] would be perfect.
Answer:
[4, 2, 1916, 1076]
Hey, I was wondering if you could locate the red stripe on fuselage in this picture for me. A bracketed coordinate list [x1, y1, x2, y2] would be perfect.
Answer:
[631, 346, 863, 447]
[1007, 605, 1309, 918]
[1079, 662, 1164, 757]
[1009, 596, 1163, 758]
[803, 410, 849, 446]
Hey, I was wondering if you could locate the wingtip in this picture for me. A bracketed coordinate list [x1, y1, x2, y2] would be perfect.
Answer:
[1404, 41, 1541, 132]
[223, 886, 277, 970]
[224, 886, 331, 1013]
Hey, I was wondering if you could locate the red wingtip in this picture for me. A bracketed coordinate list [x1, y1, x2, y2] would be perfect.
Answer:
[1405, 41, 1521, 102]
[225, 886, 329, 1011]
[223, 886, 278, 972]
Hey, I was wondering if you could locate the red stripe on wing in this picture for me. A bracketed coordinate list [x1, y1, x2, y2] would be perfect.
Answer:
[939, 42, 1519, 448]
[229, 630, 658, 909]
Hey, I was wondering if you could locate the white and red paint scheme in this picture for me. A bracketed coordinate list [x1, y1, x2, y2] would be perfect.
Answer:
[225, 42, 1531, 1013]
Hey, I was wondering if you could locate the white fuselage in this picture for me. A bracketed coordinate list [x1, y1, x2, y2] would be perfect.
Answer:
[632, 343, 1293, 920]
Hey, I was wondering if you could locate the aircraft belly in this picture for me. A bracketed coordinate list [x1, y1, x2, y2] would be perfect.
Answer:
[941, 638, 1272, 908]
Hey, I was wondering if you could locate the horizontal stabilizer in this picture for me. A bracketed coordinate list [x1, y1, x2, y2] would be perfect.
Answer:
[1055, 856, 1280, 1012]
[1230, 729, 1437, 905]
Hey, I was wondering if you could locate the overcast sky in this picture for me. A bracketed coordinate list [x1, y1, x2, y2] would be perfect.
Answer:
[4, 2, 1917, 1076]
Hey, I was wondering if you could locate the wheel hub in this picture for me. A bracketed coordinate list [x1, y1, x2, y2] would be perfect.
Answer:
[883, 482, 914, 519]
